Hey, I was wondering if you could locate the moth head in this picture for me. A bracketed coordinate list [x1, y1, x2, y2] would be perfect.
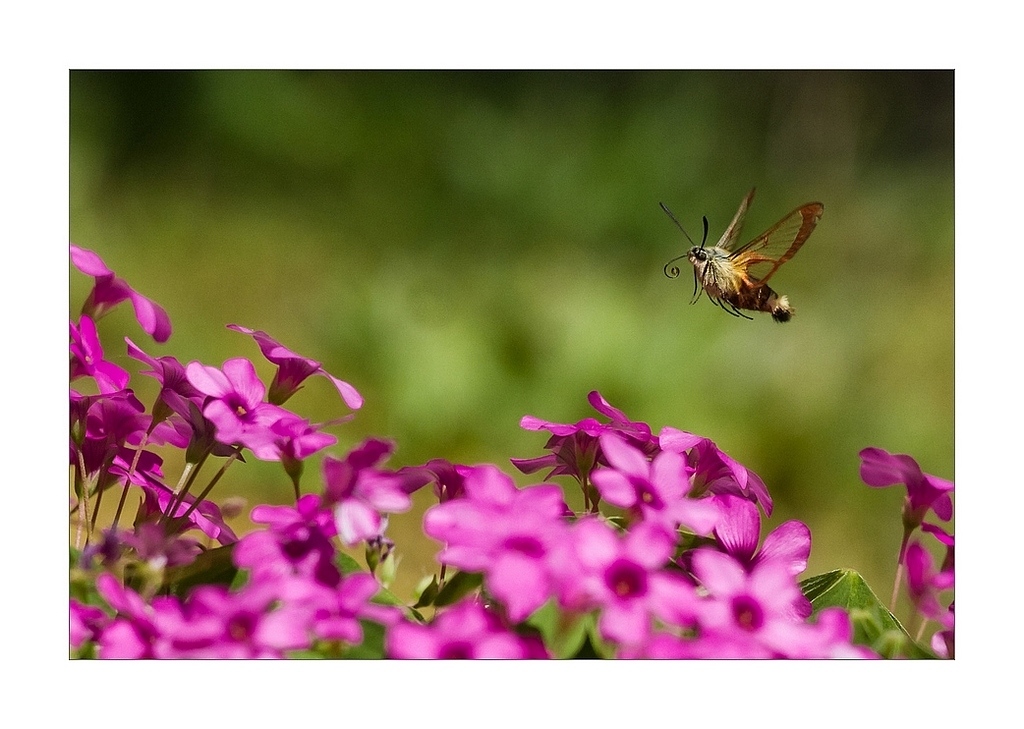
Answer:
[686, 215, 711, 263]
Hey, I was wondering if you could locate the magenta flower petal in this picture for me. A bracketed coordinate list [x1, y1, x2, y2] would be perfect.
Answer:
[423, 466, 571, 620]
[859, 447, 920, 487]
[487, 552, 550, 622]
[590, 469, 638, 508]
[756, 520, 811, 576]
[622, 520, 677, 569]
[712, 494, 760, 564]
[220, 358, 266, 406]
[126, 289, 173, 344]
[185, 362, 234, 399]
[600, 431, 651, 477]
[599, 600, 651, 646]
[690, 548, 747, 595]
[508, 453, 557, 474]
[657, 427, 705, 451]
[334, 499, 383, 545]
[358, 475, 414, 512]
[70, 244, 112, 276]
[323, 372, 364, 410]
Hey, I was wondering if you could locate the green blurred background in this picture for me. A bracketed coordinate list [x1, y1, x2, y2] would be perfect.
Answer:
[70, 70, 953, 616]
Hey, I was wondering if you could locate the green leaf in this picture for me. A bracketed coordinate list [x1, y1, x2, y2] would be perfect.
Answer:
[412, 575, 440, 608]
[370, 581, 424, 622]
[800, 569, 934, 659]
[69, 548, 105, 609]
[162, 544, 238, 598]
[334, 551, 424, 621]
[336, 551, 364, 575]
[434, 570, 483, 607]
[525, 600, 597, 659]
[343, 619, 388, 659]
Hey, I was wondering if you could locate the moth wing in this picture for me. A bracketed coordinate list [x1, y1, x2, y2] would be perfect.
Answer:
[729, 202, 823, 285]
[716, 188, 757, 251]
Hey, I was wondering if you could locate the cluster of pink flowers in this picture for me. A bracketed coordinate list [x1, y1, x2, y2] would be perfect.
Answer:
[70, 244, 953, 659]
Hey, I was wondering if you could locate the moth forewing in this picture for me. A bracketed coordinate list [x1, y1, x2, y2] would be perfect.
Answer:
[715, 187, 757, 251]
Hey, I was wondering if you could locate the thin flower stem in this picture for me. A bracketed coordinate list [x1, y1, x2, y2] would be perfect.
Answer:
[89, 480, 106, 533]
[889, 532, 911, 612]
[168, 449, 241, 530]
[915, 617, 930, 643]
[162, 450, 208, 523]
[112, 482, 133, 533]
[889, 562, 905, 613]
[112, 431, 152, 530]
[74, 447, 91, 550]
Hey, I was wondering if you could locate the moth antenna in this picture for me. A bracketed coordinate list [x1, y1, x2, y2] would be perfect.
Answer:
[659, 202, 696, 246]
[661, 201, 697, 279]
[700, 215, 709, 249]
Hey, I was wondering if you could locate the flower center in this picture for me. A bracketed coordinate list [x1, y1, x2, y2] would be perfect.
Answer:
[439, 641, 474, 659]
[227, 612, 258, 642]
[731, 595, 764, 632]
[634, 481, 664, 510]
[605, 558, 648, 599]
[503, 534, 545, 559]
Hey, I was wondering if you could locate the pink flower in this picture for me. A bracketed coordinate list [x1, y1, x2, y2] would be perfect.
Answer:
[70, 316, 130, 393]
[681, 549, 874, 657]
[71, 244, 172, 343]
[932, 602, 954, 658]
[690, 548, 818, 655]
[905, 541, 954, 628]
[423, 465, 570, 621]
[710, 494, 811, 580]
[227, 324, 362, 409]
[153, 578, 312, 658]
[591, 432, 719, 536]
[387, 598, 547, 658]
[235, 494, 340, 586]
[132, 475, 238, 545]
[512, 391, 658, 485]
[94, 573, 168, 658]
[323, 439, 424, 545]
[410, 458, 468, 503]
[70, 600, 108, 651]
[295, 572, 400, 645]
[859, 447, 953, 528]
[266, 412, 338, 462]
[185, 358, 293, 456]
[126, 337, 203, 421]
[659, 426, 773, 516]
[563, 518, 702, 646]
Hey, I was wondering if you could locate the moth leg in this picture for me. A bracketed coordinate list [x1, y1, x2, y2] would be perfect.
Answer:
[729, 303, 753, 320]
[710, 297, 741, 318]
[690, 269, 701, 303]
[717, 298, 752, 320]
